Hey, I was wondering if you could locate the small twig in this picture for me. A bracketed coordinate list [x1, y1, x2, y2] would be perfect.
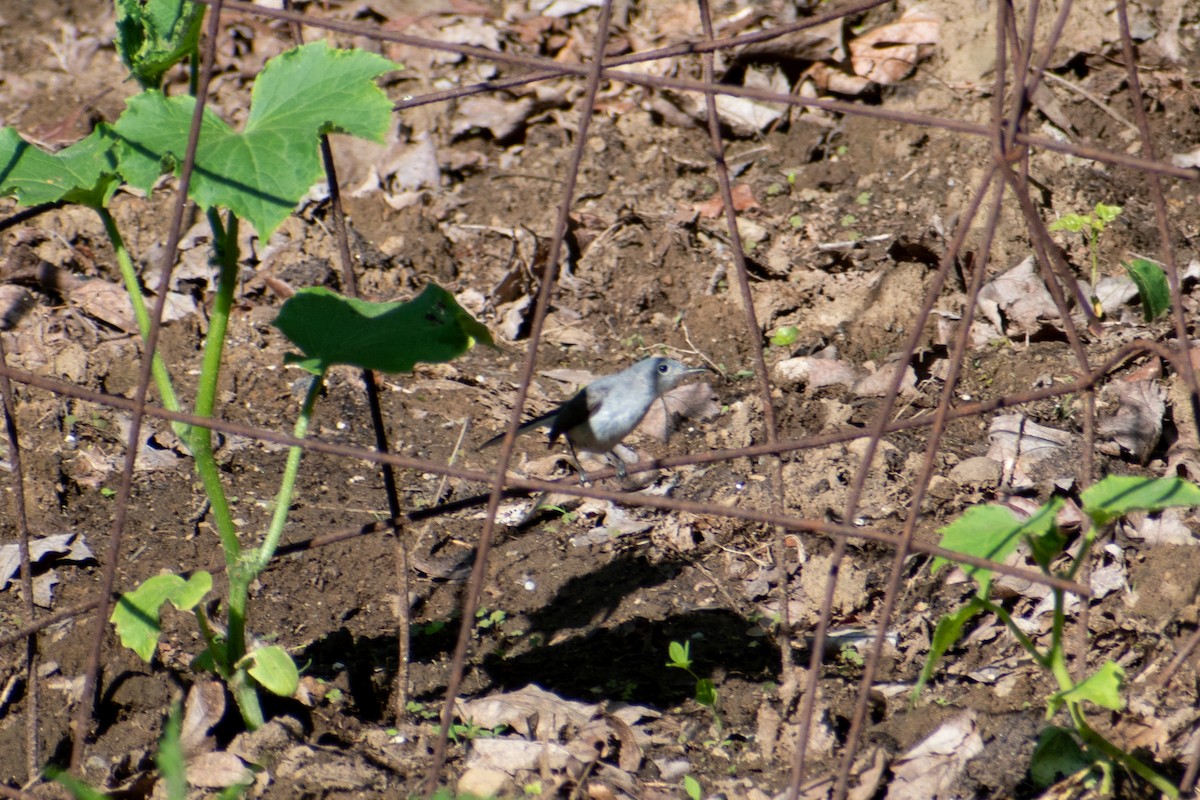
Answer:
[431, 418, 470, 506]
[679, 322, 724, 374]
[815, 233, 893, 251]
[1035, 68, 1138, 134]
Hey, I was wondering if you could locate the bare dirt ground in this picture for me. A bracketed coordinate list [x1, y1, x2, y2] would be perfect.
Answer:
[2, 0, 1200, 798]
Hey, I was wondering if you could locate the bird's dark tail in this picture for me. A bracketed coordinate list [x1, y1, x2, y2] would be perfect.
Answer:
[478, 409, 558, 450]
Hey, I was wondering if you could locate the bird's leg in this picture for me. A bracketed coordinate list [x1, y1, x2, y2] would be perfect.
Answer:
[564, 439, 591, 485]
[605, 450, 628, 481]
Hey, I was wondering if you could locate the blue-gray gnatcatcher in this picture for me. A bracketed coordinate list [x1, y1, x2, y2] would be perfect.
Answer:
[481, 356, 707, 482]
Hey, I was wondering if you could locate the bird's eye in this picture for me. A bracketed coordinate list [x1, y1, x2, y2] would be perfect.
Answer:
[658, 363, 669, 373]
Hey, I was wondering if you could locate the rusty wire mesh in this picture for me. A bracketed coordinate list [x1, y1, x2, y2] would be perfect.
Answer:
[2, 0, 1199, 797]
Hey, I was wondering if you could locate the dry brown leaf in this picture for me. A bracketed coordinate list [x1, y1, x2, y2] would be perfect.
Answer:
[987, 414, 1073, 489]
[0, 532, 92, 592]
[186, 752, 254, 789]
[459, 684, 597, 739]
[849, 7, 940, 86]
[853, 358, 916, 398]
[181, 680, 226, 757]
[452, 95, 535, 140]
[775, 355, 860, 389]
[977, 256, 1060, 336]
[1126, 507, 1197, 546]
[885, 711, 982, 800]
[1096, 378, 1166, 464]
[693, 183, 759, 218]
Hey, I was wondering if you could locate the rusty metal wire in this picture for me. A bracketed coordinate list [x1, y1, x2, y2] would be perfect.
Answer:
[2, 0, 1199, 795]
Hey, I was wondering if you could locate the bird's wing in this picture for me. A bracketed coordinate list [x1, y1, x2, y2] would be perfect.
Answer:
[547, 387, 597, 444]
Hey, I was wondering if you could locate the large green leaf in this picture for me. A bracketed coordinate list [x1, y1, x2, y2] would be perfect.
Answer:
[0, 125, 119, 208]
[115, 0, 204, 89]
[113, 41, 400, 236]
[1081, 476, 1200, 529]
[273, 284, 495, 376]
[930, 499, 1057, 596]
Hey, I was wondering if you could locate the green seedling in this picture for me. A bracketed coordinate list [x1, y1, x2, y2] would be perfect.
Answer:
[684, 775, 702, 800]
[475, 608, 507, 631]
[917, 475, 1200, 797]
[1048, 202, 1122, 317]
[838, 643, 864, 667]
[769, 326, 799, 347]
[537, 504, 578, 524]
[447, 718, 509, 744]
[417, 620, 447, 636]
[667, 640, 722, 734]
[406, 700, 442, 721]
[2, 0, 492, 734]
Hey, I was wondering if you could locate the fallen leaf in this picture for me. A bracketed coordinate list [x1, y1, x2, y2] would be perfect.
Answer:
[977, 256, 1060, 336]
[886, 711, 983, 800]
[849, 7, 940, 86]
[986, 414, 1073, 489]
[1097, 378, 1166, 463]
[0, 532, 93, 591]
[694, 183, 759, 218]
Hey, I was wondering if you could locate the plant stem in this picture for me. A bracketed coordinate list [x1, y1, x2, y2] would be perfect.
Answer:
[191, 209, 263, 726]
[981, 598, 1051, 670]
[189, 210, 242, 564]
[248, 371, 323, 574]
[97, 206, 188, 442]
[1070, 703, 1179, 798]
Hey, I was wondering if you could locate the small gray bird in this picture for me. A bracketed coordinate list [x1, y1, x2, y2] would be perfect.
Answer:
[481, 357, 707, 482]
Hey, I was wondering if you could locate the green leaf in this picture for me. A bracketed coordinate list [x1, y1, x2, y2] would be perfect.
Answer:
[0, 125, 120, 207]
[273, 284, 494, 376]
[111, 572, 213, 662]
[931, 505, 1019, 594]
[694, 678, 717, 708]
[1048, 661, 1125, 717]
[1030, 726, 1092, 787]
[683, 775, 702, 800]
[1081, 476, 1200, 529]
[667, 640, 690, 669]
[244, 645, 300, 697]
[1048, 213, 1089, 233]
[113, 41, 400, 237]
[913, 601, 983, 699]
[1124, 258, 1170, 322]
[115, 0, 204, 89]
[170, 570, 214, 610]
[769, 326, 799, 347]
[1093, 202, 1122, 224]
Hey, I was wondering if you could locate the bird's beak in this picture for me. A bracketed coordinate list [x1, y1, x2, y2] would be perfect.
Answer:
[685, 365, 710, 376]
